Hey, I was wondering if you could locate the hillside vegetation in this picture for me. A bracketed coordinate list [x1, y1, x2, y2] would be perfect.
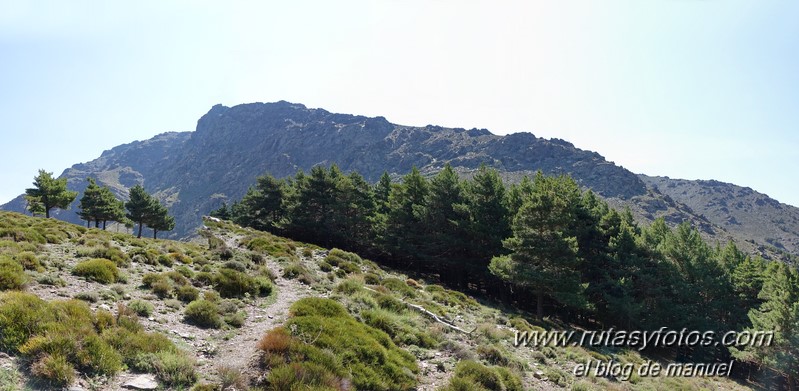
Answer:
[0, 210, 764, 390]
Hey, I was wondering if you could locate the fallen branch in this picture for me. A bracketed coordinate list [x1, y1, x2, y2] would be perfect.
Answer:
[406, 303, 474, 334]
[363, 286, 474, 334]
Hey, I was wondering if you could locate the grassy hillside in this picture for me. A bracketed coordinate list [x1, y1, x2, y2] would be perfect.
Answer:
[0, 211, 754, 390]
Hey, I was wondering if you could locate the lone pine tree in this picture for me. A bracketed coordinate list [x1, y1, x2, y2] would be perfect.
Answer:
[25, 170, 77, 218]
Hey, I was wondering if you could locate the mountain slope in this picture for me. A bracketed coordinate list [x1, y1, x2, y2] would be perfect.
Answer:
[641, 175, 799, 259]
[2, 101, 795, 260]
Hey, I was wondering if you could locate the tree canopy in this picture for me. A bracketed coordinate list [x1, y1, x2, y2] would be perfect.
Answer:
[25, 170, 77, 218]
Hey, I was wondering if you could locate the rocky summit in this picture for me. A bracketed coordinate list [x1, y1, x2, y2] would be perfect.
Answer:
[2, 101, 796, 260]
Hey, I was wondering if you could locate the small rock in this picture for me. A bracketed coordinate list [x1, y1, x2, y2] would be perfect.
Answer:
[123, 374, 158, 390]
[533, 370, 545, 379]
[99, 304, 111, 311]
[68, 387, 87, 391]
[268, 315, 274, 319]
[148, 317, 155, 321]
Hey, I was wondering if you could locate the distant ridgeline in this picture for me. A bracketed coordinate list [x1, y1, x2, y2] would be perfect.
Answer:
[2, 101, 797, 261]
[215, 163, 799, 387]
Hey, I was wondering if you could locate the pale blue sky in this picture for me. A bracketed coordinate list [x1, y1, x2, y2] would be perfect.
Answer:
[1, 1, 797, 207]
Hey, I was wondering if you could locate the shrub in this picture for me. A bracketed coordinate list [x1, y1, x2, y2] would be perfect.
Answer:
[77, 246, 129, 266]
[363, 273, 380, 285]
[72, 258, 119, 284]
[78, 334, 124, 375]
[152, 280, 173, 298]
[318, 261, 333, 272]
[376, 294, 407, 313]
[184, 300, 221, 328]
[151, 350, 198, 387]
[334, 278, 363, 294]
[175, 265, 195, 279]
[338, 261, 361, 274]
[477, 345, 509, 366]
[381, 278, 416, 298]
[325, 248, 362, 265]
[444, 360, 502, 391]
[282, 263, 309, 279]
[166, 271, 189, 286]
[223, 260, 247, 272]
[0, 258, 27, 290]
[169, 252, 192, 264]
[254, 277, 273, 297]
[14, 251, 41, 271]
[176, 285, 200, 303]
[224, 312, 246, 328]
[30, 354, 75, 387]
[213, 268, 261, 298]
[37, 274, 66, 287]
[194, 272, 214, 286]
[129, 300, 154, 317]
[281, 298, 418, 390]
[75, 291, 100, 303]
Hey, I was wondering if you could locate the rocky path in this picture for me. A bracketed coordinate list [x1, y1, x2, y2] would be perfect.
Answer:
[203, 233, 310, 380]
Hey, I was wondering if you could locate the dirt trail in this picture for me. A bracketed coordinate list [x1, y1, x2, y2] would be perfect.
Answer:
[206, 233, 310, 376]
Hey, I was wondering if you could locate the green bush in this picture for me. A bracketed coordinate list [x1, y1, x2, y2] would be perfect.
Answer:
[441, 360, 524, 391]
[0, 258, 27, 290]
[0, 292, 52, 351]
[129, 300, 154, 317]
[213, 268, 263, 298]
[184, 300, 221, 328]
[151, 350, 197, 387]
[338, 261, 361, 274]
[13, 251, 41, 271]
[325, 248, 362, 266]
[376, 294, 407, 313]
[30, 353, 75, 387]
[194, 271, 214, 286]
[73, 258, 119, 284]
[75, 291, 100, 303]
[269, 298, 418, 391]
[176, 285, 200, 303]
[335, 278, 363, 294]
[364, 273, 380, 285]
[77, 246, 129, 266]
[282, 263, 309, 279]
[381, 278, 416, 298]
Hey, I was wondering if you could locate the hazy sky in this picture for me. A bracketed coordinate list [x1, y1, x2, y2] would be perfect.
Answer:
[1, 1, 797, 207]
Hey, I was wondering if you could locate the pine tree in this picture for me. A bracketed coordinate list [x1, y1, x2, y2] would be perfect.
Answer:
[125, 185, 155, 238]
[423, 164, 470, 262]
[489, 172, 585, 318]
[98, 186, 126, 229]
[148, 202, 175, 239]
[240, 174, 287, 233]
[335, 171, 376, 250]
[383, 167, 429, 264]
[24, 195, 45, 217]
[731, 262, 799, 390]
[25, 170, 78, 218]
[78, 178, 126, 230]
[464, 164, 510, 261]
[375, 171, 392, 215]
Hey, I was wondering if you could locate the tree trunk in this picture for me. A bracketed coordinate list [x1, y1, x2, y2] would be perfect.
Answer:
[137, 223, 143, 238]
[788, 373, 796, 391]
[102, 220, 107, 230]
[45, 208, 50, 218]
[153, 229, 158, 239]
[537, 288, 544, 319]
[94, 220, 100, 228]
[86, 220, 90, 228]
